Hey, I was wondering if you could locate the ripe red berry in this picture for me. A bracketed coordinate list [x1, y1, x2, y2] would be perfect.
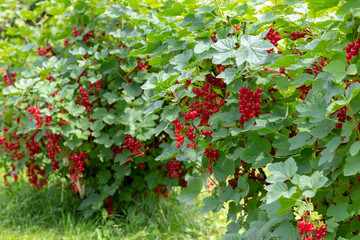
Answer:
[320, 225, 327, 232]
[297, 220, 305, 228]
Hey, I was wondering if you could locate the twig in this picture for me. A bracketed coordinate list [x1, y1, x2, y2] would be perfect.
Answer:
[6, 69, 14, 85]
[194, 161, 220, 188]
[215, 0, 223, 18]
[243, 21, 247, 34]
[259, 168, 267, 181]
[346, 103, 360, 140]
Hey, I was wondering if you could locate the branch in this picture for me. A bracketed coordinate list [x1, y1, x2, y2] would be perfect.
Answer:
[346, 103, 360, 140]
[6, 69, 14, 85]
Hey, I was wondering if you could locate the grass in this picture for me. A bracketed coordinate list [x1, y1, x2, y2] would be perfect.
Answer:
[0, 173, 227, 240]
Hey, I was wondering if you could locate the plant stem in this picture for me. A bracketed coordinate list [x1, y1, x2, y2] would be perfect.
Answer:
[194, 161, 219, 188]
[346, 103, 360, 140]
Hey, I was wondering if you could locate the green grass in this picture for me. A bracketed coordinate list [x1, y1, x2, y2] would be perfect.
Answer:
[0, 174, 226, 240]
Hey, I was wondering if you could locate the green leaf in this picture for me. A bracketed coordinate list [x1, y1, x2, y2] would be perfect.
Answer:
[327, 100, 347, 114]
[305, 0, 339, 11]
[339, 0, 360, 17]
[169, 49, 193, 69]
[194, 37, 213, 54]
[350, 141, 360, 156]
[288, 132, 315, 150]
[154, 121, 168, 136]
[258, 12, 279, 23]
[319, 148, 335, 165]
[213, 157, 235, 182]
[264, 182, 297, 204]
[237, 175, 250, 197]
[241, 136, 272, 168]
[278, 193, 301, 215]
[344, 154, 360, 176]
[217, 68, 238, 85]
[66, 102, 86, 117]
[155, 147, 178, 161]
[267, 158, 297, 183]
[158, 3, 185, 17]
[327, 202, 349, 221]
[323, 60, 347, 82]
[144, 172, 158, 190]
[197, 6, 216, 13]
[325, 137, 342, 152]
[236, 34, 274, 66]
[19, 10, 38, 20]
[291, 171, 329, 197]
[103, 92, 120, 104]
[70, 47, 87, 57]
[179, 176, 203, 203]
[271, 55, 300, 68]
[223, 233, 241, 240]
[296, 91, 327, 122]
[211, 39, 236, 64]
[144, 100, 163, 116]
[94, 133, 114, 148]
[97, 169, 111, 184]
[201, 196, 221, 214]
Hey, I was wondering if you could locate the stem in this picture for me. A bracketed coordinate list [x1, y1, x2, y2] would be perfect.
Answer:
[194, 161, 219, 188]
[346, 103, 360, 140]
[325, 117, 354, 128]
[32, 20, 42, 40]
[6, 69, 14, 85]
[215, 0, 223, 18]
[242, 21, 247, 34]
[259, 168, 267, 181]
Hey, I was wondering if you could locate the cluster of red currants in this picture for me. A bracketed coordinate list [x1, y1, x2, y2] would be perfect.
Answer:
[106, 195, 114, 217]
[37, 45, 53, 57]
[297, 219, 327, 240]
[45, 131, 62, 170]
[28, 105, 43, 128]
[123, 135, 144, 156]
[70, 151, 87, 172]
[345, 39, 360, 62]
[238, 87, 262, 125]
[297, 85, 311, 100]
[204, 148, 219, 174]
[233, 24, 241, 31]
[285, 30, 308, 41]
[136, 58, 151, 71]
[154, 184, 169, 198]
[330, 107, 351, 128]
[3, 163, 17, 186]
[346, 79, 360, 89]
[26, 161, 47, 190]
[1, 72, 17, 86]
[63, 39, 74, 46]
[25, 131, 41, 158]
[166, 158, 182, 179]
[82, 30, 94, 45]
[184, 126, 197, 149]
[306, 58, 327, 77]
[172, 119, 185, 148]
[77, 86, 93, 112]
[210, 32, 217, 43]
[89, 79, 102, 92]
[0, 129, 23, 161]
[72, 27, 83, 37]
[190, 75, 226, 127]
[266, 28, 281, 53]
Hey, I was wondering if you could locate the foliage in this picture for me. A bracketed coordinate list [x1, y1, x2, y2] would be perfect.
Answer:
[1, 0, 360, 239]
